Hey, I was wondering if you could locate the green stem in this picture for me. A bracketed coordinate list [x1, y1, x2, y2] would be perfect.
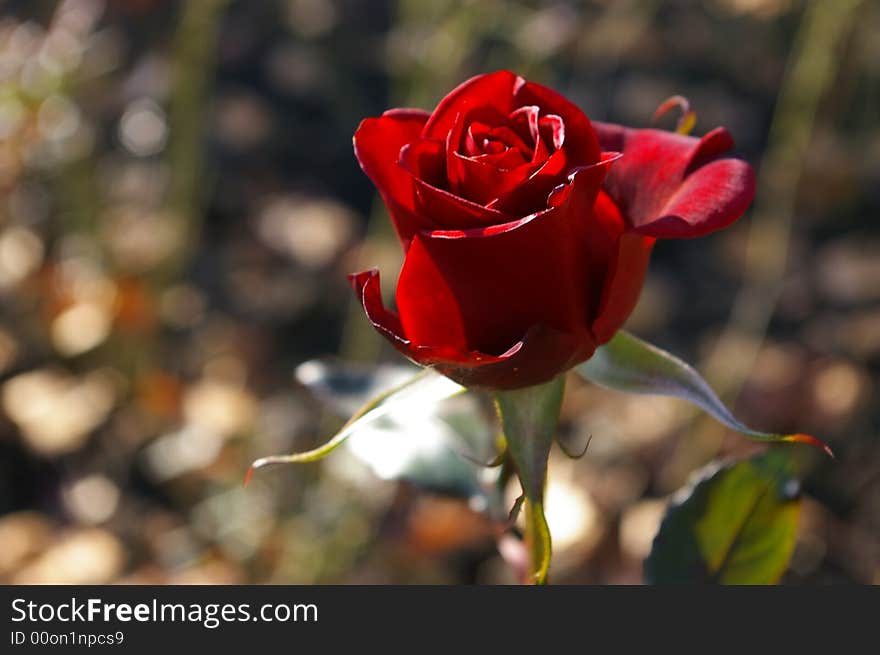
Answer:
[523, 498, 552, 585]
[494, 375, 565, 585]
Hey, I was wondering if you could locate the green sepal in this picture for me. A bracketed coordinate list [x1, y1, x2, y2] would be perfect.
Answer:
[494, 375, 565, 584]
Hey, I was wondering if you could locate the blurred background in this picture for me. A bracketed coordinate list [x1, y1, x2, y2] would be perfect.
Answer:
[0, 0, 877, 584]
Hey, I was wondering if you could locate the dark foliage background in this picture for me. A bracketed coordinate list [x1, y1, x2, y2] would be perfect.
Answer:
[0, 0, 876, 584]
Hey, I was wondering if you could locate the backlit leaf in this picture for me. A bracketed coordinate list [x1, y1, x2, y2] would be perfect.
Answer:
[577, 331, 832, 456]
[248, 364, 469, 486]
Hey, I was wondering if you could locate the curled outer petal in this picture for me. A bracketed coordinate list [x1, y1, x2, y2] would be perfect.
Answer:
[349, 269, 589, 390]
[353, 109, 432, 246]
[592, 121, 755, 239]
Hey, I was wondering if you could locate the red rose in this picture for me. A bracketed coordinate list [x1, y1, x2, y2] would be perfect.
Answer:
[350, 71, 754, 390]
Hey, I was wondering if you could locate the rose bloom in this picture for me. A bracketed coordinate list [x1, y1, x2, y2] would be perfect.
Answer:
[350, 71, 754, 390]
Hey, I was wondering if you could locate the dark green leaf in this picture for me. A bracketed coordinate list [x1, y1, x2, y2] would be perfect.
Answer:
[645, 450, 801, 584]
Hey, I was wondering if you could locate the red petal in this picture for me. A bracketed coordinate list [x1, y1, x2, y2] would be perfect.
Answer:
[348, 268, 511, 372]
[434, 324, 589, 390]
[508, 105, 551, 164]
[488, 147, 567, 215]
[468, 120, 531, 156]
[395, 159, 612, 359]
[539, 114, 565, 150]
[446, 106, 537, 205]
[353, 109, 433, 246]
[348, 268, 409, 351]
[398, 138, 447, 189]
[489, 83, 602, 216]
[348, 270, 595, 390]
[410, 167, 514, 229]
[472, 148, 528, 169]
[642, 158, 755, 238]
[592, 230, 655, 343]
[592, 121, 755, 238]
[399, 134, 515, 228]
[508, 105, 541, 149]
[422, 71, 519, 140]
[449, 152, 536, 205]
[514, 80, 600, 167]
